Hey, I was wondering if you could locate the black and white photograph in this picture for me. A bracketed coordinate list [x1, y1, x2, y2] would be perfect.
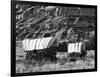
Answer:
[11, 0, 97, 76]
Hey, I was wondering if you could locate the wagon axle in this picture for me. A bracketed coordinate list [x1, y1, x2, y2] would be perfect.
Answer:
[25, 50, 57, 61]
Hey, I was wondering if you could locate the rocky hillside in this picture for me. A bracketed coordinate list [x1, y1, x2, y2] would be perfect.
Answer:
[16, 4, 95, 41]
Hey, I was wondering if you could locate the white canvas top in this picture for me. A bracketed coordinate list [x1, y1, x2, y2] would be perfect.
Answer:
[22, 37, 53, 51]
[68, 42, 83, 53]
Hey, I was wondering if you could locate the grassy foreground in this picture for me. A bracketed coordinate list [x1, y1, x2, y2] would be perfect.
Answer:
[16, 49, 95, 73]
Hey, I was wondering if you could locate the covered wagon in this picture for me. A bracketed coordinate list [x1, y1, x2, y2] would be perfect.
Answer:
[67, 42, 87, 59]
[22, 37, 57, 60]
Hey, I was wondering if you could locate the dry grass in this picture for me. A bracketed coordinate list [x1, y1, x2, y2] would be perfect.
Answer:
[16, 45, 95, 73]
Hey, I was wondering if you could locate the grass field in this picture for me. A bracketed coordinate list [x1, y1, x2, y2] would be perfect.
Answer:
[16, 41, 95, 73]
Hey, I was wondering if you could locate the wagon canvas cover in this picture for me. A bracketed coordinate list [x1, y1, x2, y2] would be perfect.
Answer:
[22, 37, 53, 50]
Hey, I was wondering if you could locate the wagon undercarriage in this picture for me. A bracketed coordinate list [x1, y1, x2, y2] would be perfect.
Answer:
[25, 49, 57, 61]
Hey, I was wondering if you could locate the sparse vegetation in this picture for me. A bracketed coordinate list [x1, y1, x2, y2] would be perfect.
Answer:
[16, 50, 95, 73]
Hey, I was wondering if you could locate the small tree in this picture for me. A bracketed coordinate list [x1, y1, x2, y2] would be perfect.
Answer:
[67, 28, 78, 43]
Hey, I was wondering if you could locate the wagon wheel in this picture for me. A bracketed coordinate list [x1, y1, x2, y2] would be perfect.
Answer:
[31, 50, 38, 60]
[25, 51, 36, 60]
[37, 51, 44, 61]
[31, 51, 37, 59]
[25, 51, 31, 60]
